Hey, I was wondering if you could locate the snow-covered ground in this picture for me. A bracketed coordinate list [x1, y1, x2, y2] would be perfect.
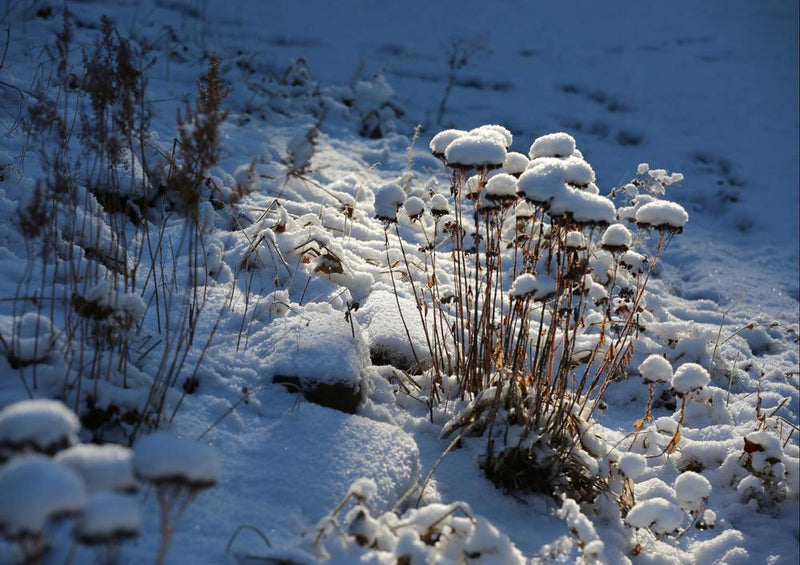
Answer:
[0, 1, 797, 564]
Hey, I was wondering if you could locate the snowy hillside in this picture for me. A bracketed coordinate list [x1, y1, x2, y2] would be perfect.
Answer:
[0, 1, 797, 564]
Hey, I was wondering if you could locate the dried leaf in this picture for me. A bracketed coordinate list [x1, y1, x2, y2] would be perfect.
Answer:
[633, 417, 644, 432]
[667, 428, 682, 454]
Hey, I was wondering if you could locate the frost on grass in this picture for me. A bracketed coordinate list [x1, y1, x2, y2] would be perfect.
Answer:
[55, 443, 138, 494]
[74, 492, 141, 544]
[133, 432, 220, 487]
[0, 399, 80, 457]
[0, 455, 87, 537]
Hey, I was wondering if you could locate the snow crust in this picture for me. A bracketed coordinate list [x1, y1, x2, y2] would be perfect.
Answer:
[133, 432, 220, 487]
[0, 399, 80, 454]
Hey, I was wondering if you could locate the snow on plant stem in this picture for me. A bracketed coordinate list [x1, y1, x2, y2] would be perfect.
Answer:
[0, 399, 80, 457]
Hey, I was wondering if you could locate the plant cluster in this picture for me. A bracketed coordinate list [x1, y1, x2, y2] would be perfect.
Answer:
[379, 126, 688, 500]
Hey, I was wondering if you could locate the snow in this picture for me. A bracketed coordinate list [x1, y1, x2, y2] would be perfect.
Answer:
[529, 133, 577, 159]
[516, 161, 568, 205]
[502, 152, 529, 176]
[0, 455, 87, 537]
[601, 223, 633, 250]
[617, 452, 647, 480]
[0, 1, 797, 564]
[469, 124, 513, 149]
[444, 133, 507, 169]
[5, 312, 55, 365]
[429, 129, 467, 157]
[133, 432, 220, 487]
[674, 471, 712, 508]
[0, 399, 80, 455]
[403, 195, 425, 219]
[635, 201, 690, 230]
[549, 187, 617, 225]
[74, 492, 141, 544]
[625, 497, 685, 535]
[638, 355, 674, 384]
[671, 362, 711, 395]
[374, 183, 406, 221]
[509, 274, 556, 300]
[483, 173, 517, 201]
[55, 444, 138, 494]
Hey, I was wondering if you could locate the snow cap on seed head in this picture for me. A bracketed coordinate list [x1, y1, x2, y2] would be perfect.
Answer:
[502, 152, 529, 176]
[0, 455, 87, 538]
[429, 129, 467, 158]
[529, 133, 576, 160]
[509, 273, 556, 301]
[74, 492, 141, 545]
[374, 183, 406, 223]
[671, 362, 710, 395]
[133, 432, 220, 488]
[0, 399, 80, 458]
[445, 130, 507, 171]
[56, 443, 138, 494]
[635, 201, 688, 231]
[601, 224, 633, 253]
[638, 355, 673, 384]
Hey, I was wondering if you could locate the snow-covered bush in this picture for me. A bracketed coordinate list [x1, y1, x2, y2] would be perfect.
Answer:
[385, 126, 687, 500]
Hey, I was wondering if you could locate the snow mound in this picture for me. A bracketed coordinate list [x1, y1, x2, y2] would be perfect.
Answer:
[74, 492, 141, 544]
[529, 132, 576, 159]
[55, 443, 138, 494]
[638, 355, 673, 384]
[0, 455, 87, 537]
[133, 432, 220, 487]
[671, 363, 710, 395]
[0, 399, 80, 456]
[355, 289, 431, 372]
[256, 303, 370, 412]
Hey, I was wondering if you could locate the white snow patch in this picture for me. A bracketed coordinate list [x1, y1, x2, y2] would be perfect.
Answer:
[529, 132, 576, 159]
[671, 362, 710, 395]
[635, 201, 689, 230]
[638, 355, 673, 384]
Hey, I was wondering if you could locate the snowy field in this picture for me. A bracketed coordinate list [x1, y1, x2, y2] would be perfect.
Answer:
[0, 1, 797, 564]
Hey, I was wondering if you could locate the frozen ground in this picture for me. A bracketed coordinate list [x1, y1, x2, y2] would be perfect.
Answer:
[0, 1, 797, 564]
